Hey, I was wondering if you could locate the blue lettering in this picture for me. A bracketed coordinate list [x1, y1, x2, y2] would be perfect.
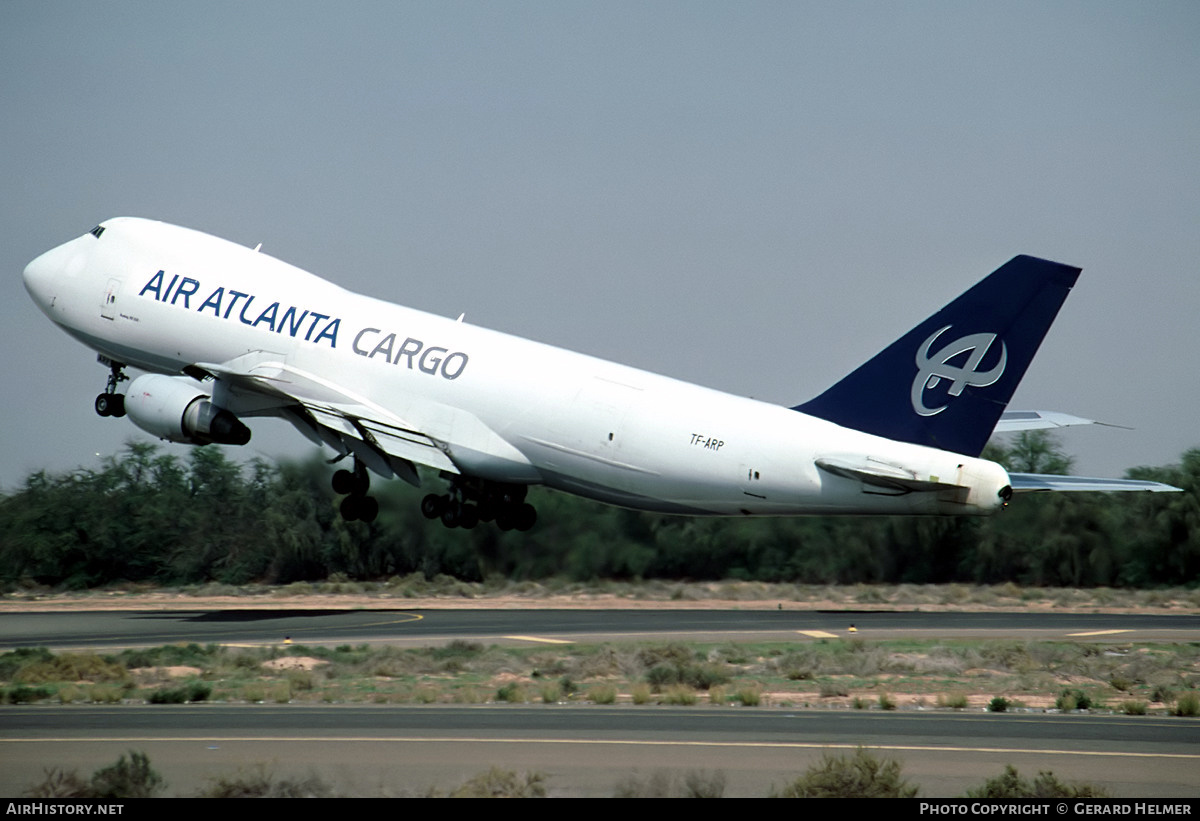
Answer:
[171, 277, 200, 308]
[238, 294, 257, 325]
[303, 312, 329, 342]
[138, 270, 165, 300]
[163, 273, 180, 303]
[278, 306, 310, 337]
[197, 287, 224, 316]
[224, 290, 248, 319]
[252, 301, 279, 331]
[313, 318, 339, 348]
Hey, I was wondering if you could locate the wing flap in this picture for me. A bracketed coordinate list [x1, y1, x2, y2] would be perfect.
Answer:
[196, 353, 460, 477]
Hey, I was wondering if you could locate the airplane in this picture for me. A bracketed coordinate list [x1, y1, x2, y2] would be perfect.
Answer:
[22, 218, 1178, 530]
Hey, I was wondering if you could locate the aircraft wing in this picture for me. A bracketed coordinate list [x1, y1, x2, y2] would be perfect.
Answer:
[193, 353, 459, 485]
[1008, 473, 1181, 493]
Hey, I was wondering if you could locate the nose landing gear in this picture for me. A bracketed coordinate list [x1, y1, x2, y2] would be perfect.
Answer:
[94, 357, 128, 418]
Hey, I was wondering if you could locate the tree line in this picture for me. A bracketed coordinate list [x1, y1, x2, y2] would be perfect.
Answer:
[1, 434, 1196, 588]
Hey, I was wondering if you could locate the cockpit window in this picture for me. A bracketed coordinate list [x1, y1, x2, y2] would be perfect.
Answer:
[90, 225, 105, 238]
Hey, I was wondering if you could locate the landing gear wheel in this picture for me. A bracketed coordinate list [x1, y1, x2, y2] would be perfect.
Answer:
[421, 494, 446, 519]
[340, 494, 379, 524]
[96, 393, 126, 418]
[95, 358, 128, 418]
[515, 502, 537, 532]
[332, 469, 356, 495]
[358, 495, 379, 523]
[335, 459, 376, 522]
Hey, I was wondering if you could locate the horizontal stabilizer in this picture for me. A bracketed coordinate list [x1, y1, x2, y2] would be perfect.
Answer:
[1009, 473, 1181, 493]
[995, 410, 1097, 432]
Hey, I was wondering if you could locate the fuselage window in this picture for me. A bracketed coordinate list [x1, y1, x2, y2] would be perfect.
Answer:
[90, 225, 105, 238]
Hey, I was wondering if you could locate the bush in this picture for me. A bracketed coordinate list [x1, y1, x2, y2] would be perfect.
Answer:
[613, 770, 725, 798]
[26, 751, 165, 799]
[196, 765, 335, 798]
[938, 692, 969, 709]
[89, 752, 164, 798]
[590, 683, 617, 704]
[445, 767, 546, 798]
[494, 682, 526, 703]
[1056, 688, 1093, 711]
[147, 681, 211, 704]
[1171, 691, 1199, 717]
[772, 748, 918, 798]
[966, 765, 1107, 798]
[988, 696, 1009, 712]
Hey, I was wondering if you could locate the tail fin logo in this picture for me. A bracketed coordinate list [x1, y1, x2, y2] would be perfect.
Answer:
[911, 325, 1007, 416]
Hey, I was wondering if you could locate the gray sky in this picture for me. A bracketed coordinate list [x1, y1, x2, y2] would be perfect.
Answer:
[3, 1, 1198, 491]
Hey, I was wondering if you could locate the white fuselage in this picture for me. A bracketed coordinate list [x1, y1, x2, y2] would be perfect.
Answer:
[23, 218, 1011, 516]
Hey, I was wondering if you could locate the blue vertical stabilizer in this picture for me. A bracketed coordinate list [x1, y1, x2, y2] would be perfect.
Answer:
[794, 255, 1081, 457]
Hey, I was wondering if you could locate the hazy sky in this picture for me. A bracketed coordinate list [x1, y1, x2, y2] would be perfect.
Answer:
[3, 1, 1198, 491]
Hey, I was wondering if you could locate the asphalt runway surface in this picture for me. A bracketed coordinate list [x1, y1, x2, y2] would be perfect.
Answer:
[4, 608, 1199, 650]
[2, 608, 1197, 797]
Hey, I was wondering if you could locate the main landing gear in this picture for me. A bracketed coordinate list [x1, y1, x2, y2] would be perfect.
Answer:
[420, 478, 536, 531]
[94, 358, 128, 418]
[333, 460, 378, 523]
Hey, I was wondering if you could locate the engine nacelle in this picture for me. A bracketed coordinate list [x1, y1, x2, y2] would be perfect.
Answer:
[125, 374, 251, 446]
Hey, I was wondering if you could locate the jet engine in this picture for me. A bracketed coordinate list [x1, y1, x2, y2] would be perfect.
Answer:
[124, 374, 251, 446]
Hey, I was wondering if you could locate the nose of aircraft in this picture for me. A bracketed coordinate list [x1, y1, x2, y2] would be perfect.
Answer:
[23, 239, 79, 313]
[23, 248, 57, 310]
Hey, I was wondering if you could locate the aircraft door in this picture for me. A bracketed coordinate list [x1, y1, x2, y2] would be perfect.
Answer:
[101, 278, 121, 320]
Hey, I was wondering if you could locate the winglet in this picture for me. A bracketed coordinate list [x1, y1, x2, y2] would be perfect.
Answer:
[794, 255, 1081, 457]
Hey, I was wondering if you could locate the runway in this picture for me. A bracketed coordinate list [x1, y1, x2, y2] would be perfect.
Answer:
[4, 608, 1198, 650]
[2, 704, 1197, 797]
[1, 607, 1197, 797]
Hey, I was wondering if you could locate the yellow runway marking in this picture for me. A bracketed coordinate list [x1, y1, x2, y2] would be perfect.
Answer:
[1068, 629, 1132, 637]
[505, 635, 573, 644]
[797, 630, 839, 638]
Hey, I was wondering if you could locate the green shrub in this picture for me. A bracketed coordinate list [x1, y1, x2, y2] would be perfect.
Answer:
[1171, 691, 1199, 717]
[88, 751, 165, 799]
[938, 692, 969, 709]
[590, 683, 617, 705]
[772, 749, 918, 798]
[735, 683, 762, 706]
[147, 681, 211, 704]
[195, 765, 335, 798]
[1056, 688, 1093, 711]
[27, 751, 167, 799]
[494, 682, 526, 703]
[446, 768, 546, 798]
[966, 765, 1107, 798]
[988, 696, 1009, 712]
